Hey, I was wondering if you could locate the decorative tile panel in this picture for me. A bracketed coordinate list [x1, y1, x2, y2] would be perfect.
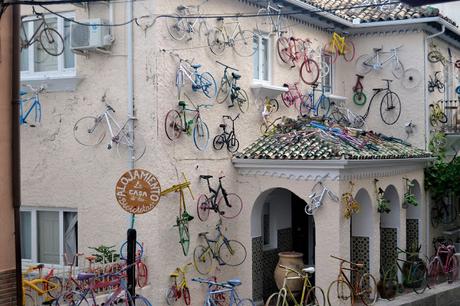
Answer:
[406, 219, 419, 252]
[380, 228, 398, 274]
[351, 236, 370, 284]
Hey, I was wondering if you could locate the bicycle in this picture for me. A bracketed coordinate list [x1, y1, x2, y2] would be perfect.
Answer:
[216, 61, 238, 103]
[73, 102, 146, 161]
[360, 79, 401, 125]
[431, 198, 458, 228]
[196, 174, 243, 221]
[22, 264, 62, 306]
[20, 9, 64, 56]
[19, 84, 45, 127]
[213, 114, 240, 153]
[428, 42, 447, 66]
[160, 173, 195, 256]
[327, 255, 378, 306]
[324, 31, 355, 63]
[355, 45, 405, 79]
[193, 219, 247, 275]
[341, 182, 360, 219]
[192, 277, 254, 305]
[176, 59, 217, 99]
[304, 182, 339, 215]
[119, 240, 148, 287]
[166, 263, 193, 305]
[428, 71, 445, 93]
[207, 17, 256, 57]
[166, 0, 210, 42]
[430, 100, 448, 127]
[260, 116, 283, 136]
[328, 102, 365, 129]
[352, 74, 366, 106]
[265, 264, 325, 306]
[256, 0, 287, 36]
[164, 98, 211, 151]
[281, 82, 304, 109]
[299, 84, 331, 118]
[428, 242, 458, 285]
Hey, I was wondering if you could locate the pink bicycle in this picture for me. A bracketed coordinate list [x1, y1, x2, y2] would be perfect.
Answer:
[281, 82, 305, 110]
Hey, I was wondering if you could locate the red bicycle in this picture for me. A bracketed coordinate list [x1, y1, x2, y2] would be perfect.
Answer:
[428, 242, 458, 285]
[166, 263, 192, 305]
[281, 82, 305, 110]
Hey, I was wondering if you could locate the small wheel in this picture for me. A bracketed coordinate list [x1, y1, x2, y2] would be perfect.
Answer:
[300, 58, 320, 85]
[233, 30, 256, 57]
[46, 276, 63, 299]
[120, 240, 144, 261]
[268, 98, 279, 113]
[183, 287, 191, 306]
[39, 27, 64, 56]
[379, 91, 401, 125]
[235, 89, 249, 113]
[164, 110, 183, 140]
[392, 60, 405, 79]
[428, 51, 441, 64]
[166, 14, 187, 41]
[116, 131, 146, 161]
[305, 286, 326, 306]
[166, 286, 177, 305]
[358, 273, 378, 305]
[193, 119, 210, 151]
[178, 222, 190, 256]
[265, 293, 287, 306]
[207, 27, 226, 55]
[201, 72, 217, 98]
[213, 134, 226, 151]
[277, 36, 291, 64]
[196, 194, 210, 222]
[217, 79, 230, 103]
[255, 8, 272, 35]
[193, 245, 213, 275]
[226, 135, 239, 153]
[218, 193, 243, 219]
[73, 116, 106, 146]
[327, 279, 353, 306]
[218, 239, 247, 266]
[343, 38, 355, 62]
[402, 68, 422, 89]
[137, 261, 148, 288]
[353, 92, 367, 106]
[355, 54, 373, 75]
[411, 262, 428, 294]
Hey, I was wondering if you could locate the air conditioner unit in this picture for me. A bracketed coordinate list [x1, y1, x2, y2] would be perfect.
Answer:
[71, 19, 112, 51]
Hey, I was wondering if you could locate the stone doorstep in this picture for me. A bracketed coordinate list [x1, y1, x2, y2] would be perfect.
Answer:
[375, 281, 460, 306]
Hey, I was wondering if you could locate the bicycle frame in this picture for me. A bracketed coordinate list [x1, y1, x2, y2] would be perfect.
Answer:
[366, 48, 400, 70]
[277, 270, 312, 305]
[21, 13, 47, 48]
[177, 61, 201, 88]
[199, 225, 227, 264]
[206, 285, 241, 306]
[266, 2, 283, 34]
[218, 18, 244, 43]
[97, 108, 132, 149]
[19, 95, 41, 125]
[331, 32, 346, 54]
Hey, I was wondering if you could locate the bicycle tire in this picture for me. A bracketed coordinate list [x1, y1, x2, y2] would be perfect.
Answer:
[281, 90, 293, 108]
[193, 118, 210, 151]
[277, 36, 291, 64]
[235, 88, 249, 113]
[217, 78, 230, 104]
[379, 91, 401, 125]
[165, 110, 183, 141]
[201, 72, 217, 98]
[227, 134, 240, 153]
[300, 58, 320, 85]
[213, 134, 226, 151]
[233, 30, 256, 57]
[353, 92, 367, 106]
[327, 279, 353, 306]
[402, 68, 422, 89]
[447, 254, 459, 283]
[428, 51, 442, 64]
[196, 194, 210, 221]
[166, 286, 177, 305]
[218, 240, 247, 266]
[358, 273, 377, 305]
[343, 38, 355, 62]
[324, 41, 338, 64]
[39, 27, 64, 56]
[137, 261, 148, 288]
[392, 60, 404, 79]
[439, 111, 448, 124]
[120, 240, 144, 261]
[306, 286, 326, 306]
[256, 8, 272, 35]
[265, 292, 287, 306]
[299, 95, 313, 117]
[317, 96, 331, 118]
[25, 293, 35, 306]
[355, 54, 373, 75]
[411, 262, 428, 294]
[55, 291, 90, 306]
[73, 116, 106, 146]
[166, 14, 187, 41]
[133, 295, 153, 306]
[438, 82, 445, 94]
[183, 287, 191, 306]
[47, 276, 63, 299]
[428, 257, 442, 286]
[207, 27, 226, 55]
[268, 98, 279, 113]
[430, 113, 438, 127]
[217, 193, 243, 219]
[193, 245, 213, 275]
[238, 298, 255, 306]
[116, 130, 146, 161]
[178, 222, 190, 256]
[320, 61, 330, 78]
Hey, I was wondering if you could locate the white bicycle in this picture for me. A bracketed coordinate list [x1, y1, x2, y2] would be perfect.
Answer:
[166, 0, 210, 41]
[255, 0, 288, 36]
[355, 45, 405, 79]
[73, 103, 146, 161]
[305, 182, 339, 215]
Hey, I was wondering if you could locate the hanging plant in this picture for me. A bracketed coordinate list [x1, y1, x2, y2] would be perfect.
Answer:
[403, 177, 418, 208]
[375, 179, 391, 214]
[341, 181, 360, 219]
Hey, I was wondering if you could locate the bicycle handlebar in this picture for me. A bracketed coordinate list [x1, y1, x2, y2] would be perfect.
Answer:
[330, 255, 364, 268]
[216, 61, 238, 71]
[223, 114, 240, 121]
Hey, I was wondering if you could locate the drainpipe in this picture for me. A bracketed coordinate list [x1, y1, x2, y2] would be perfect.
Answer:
[127, 0, 134, 168]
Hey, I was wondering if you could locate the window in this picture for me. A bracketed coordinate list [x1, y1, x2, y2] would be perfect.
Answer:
[20, 12, 75, 79]
[253, 35, 271, 82]
[20, 208, 78, 265]
[322, 52, 333, 93]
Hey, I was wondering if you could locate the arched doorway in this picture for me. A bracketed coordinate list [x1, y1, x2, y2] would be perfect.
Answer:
[251, 188, 315, 302]
[406, 180, 422, 252]
[380, 185, 400, 274]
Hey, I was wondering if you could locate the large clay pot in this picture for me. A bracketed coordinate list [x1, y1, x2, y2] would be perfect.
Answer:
[274, 251, 304, 292]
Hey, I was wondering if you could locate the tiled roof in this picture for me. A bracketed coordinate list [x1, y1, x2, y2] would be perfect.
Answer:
[234, 118, 431, 160]
[301, 0, 456, 26]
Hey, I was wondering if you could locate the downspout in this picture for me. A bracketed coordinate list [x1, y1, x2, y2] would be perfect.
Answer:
[127, 0, 134, 168]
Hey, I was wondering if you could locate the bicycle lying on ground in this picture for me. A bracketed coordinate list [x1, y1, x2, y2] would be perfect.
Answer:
[192, 277, 254, 305]
[19, 84, 45, 127]
[304, 182, 339, 215]
[193, 219, 247, 275]
[213, 114, 240, 153]
[196, 174, 242, 221]
[166, 263, 193, 305]
[359, 79, 401, 125]
[356, 45, 405, 79]
[73, 101, 146, 161]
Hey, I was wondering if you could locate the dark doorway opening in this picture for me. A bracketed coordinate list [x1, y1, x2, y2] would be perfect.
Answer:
[292, 192, 315, 266]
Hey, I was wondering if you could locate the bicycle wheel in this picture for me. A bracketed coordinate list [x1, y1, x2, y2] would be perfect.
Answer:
[217, 79, 230, 103]
[277, 36, 291, 64]
[265, 293, 287, 306]
[227, 134, 240, 153]
[299, 95, 313, 117]
[268, 98, 279, 113]
[428, 51, 442, 64]
[402, 68, 422, 89]
[166, 14, 187, 41]
[197, 194, 210, 221]
[447, 254, 459, 283]
[318, 96, 331, 117]
[300, 59, 320, 85]
[116, 131, 146, 161]
[355, 54, 373, 75]
[55, 291, 90, 306]
[343, 38, 355, 62]
[166, 286, 177, 305]
[428, 257, 442, 286]
[193, 245, 213, 275]
[320, 61, 330, 78]
[358, 273, 377, 305]
[193, 119, 210, 151]
[213, 134, 226, 151]
[327, 280, 353, 306]
[178, 222, 190, 256]
[73, 116, 106, 146]
[218, 240, 247, 266]
[411, 262, 428, 294]
[47, 276, 63, 299]
[39, 27, 64, 56]
[255, 8, 272, 35]
[324, 41, 338, 63]
[392, 60, 405, 79]
[120, 240, 144, 260]
[218, 193, 243, 219]
[165, 110, 183, 141]
[201, 72, 217, 98]
[183, 287, 191, 306]
[133, 295, 152, 306]
[353, 92, 367, 106]
[379, 91, 401, 125]
[25, 293, 35, 306]
[305, 286, 326, 306]
[234, 30, 256, 57]
[235, 88, 249, 113]
[237, 298, 255, 306]
[207, 27, 226, 55]
[137, 261, 148, 288]
[281, 91, 293, 108]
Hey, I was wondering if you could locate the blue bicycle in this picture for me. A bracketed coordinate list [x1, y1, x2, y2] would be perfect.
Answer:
[299, 84, 331, 118]
[176, 59, 217, 99]
[19, 85, 44, 127]
[192, 277, 254, 306]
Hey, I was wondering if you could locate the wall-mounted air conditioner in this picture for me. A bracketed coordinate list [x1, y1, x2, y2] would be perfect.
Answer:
[71, 19, 113, 51]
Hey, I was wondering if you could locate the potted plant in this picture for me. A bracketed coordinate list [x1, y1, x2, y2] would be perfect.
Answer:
[375, 179, 391, 214]
[403, 178, 418, 209]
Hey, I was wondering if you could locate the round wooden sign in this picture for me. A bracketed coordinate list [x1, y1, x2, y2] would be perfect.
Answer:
[115, 169, 161, 214]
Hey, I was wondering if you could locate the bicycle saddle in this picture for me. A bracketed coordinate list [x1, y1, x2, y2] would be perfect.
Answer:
[382, 79, 393, 82]
[191, 64, 202, 69]
[373, 47, 382, 52]
[372, 88, 384, 91]
[178, 101, 186, 107]
[198, 232, 209, 236]
[77, 272, 96, 281]
[303, 267, 315, 274]
[200, 175, 213, 179]
[219, 123, 227, 128]
[232, 72, 241, 80]
[227, 279, 242, 287]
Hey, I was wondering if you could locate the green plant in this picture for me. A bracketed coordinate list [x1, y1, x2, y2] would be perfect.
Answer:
[403, 178, 418, 207]
[88, 245, 120, 263]
[375, 179, 391, 214]
[428, 131, 447, 159]
[425, 155, 460, 202]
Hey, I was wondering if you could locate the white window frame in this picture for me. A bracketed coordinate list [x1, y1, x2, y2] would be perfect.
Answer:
[20, 11, 76, 81]
[253, 34, 272, 84]
[20, 207, 77, 267]
[322, 52, 333, 94]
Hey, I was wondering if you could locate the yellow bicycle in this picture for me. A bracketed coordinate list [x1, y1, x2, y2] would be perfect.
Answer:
[430, 100, 448, 127]
[265, 264, 325, 306]
[166, 263, 193, 305]
[341, 181, 360, 219]
[22, 264, 62, 305]
[324, 32, 355, 64]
